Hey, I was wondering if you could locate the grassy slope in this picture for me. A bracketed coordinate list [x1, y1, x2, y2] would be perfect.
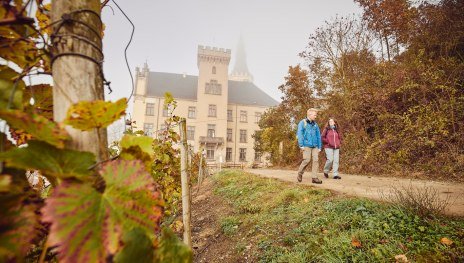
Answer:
[212, 170, 464, 263]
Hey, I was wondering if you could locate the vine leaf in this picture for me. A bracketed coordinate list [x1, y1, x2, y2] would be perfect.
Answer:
[154, 227, 192, 263]
[42, 160, 164, 263]
[0, 110, 70, 148]
[0, 66, 25, 110]
[119, 135, 154, 169]
[114, 228, 154, 263]
[0, 174, 42, 262]
[0, 140, 96, 180]
[35, 3, 51, 36]
[23, 84, 53, 120]
[64, 98, 127, 131]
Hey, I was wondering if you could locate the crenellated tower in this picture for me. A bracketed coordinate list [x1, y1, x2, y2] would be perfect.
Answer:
[196, 45, 231, 160]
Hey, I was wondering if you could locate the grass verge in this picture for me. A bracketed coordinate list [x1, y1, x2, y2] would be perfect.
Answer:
[212, 170, 464, 262]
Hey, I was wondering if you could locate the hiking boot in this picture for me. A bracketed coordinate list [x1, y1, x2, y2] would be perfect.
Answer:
[333, 176, 341, 179]
[297, 174, 302, 183]
[323, 173, 329, 178]
[312, 178, 322, 184]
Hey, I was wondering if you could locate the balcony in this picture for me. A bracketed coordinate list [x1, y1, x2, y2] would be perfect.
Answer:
[199, 136, 224, 145]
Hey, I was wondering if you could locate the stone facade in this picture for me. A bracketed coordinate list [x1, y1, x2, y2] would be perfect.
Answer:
[132, 45, 277, 166]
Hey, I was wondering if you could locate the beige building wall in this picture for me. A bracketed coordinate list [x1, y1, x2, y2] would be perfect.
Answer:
[131, 45, 275, 166]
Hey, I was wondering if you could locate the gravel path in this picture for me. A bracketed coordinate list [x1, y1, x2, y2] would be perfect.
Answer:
[245, 169, 464, 217]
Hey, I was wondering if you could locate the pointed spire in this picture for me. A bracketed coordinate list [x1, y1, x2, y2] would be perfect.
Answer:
[230, 36, 253, 82]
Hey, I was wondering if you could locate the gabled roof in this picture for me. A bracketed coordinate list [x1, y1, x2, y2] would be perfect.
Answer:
[146, 72, 278, 107]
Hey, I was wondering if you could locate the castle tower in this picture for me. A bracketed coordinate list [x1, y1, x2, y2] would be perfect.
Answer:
[131, 62, 150, 130]
[229, 37, 253, 82]
[196, 45, 231, 161]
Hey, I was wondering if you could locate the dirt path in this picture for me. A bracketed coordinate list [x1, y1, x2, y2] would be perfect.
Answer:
[245, 169, 464, 217]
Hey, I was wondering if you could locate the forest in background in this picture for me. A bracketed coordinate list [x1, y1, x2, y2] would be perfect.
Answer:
[255, 0, 464, 180]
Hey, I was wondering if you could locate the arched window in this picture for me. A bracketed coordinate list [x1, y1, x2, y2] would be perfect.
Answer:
[212, 66, 216, 74]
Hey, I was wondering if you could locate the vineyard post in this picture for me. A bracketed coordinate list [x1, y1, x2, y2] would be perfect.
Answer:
[179, 118, 192, 247]
[51, 0, 108, 161]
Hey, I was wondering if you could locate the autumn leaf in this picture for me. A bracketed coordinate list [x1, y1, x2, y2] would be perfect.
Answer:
[0, 110, 69, 148]
[35, 3, 51, 35]
[0, 175, 42, 262]
[440, 237, 453, 246]
[394, 254, 409, 263]
[351, 237, 362, 248]
[23, 84, 53, 120]
[42, 160, 164, 263]
[64, 98, 127, 131]
[0, 140, 96, 181]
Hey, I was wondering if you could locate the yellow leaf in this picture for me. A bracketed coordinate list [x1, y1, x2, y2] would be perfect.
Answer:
[440, 237, 453, 246]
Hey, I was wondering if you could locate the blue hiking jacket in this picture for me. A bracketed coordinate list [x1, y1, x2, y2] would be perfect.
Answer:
[297, 118, 322, 149]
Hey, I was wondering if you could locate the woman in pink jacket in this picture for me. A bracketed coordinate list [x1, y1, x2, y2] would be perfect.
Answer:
[321, 117, 343, 179]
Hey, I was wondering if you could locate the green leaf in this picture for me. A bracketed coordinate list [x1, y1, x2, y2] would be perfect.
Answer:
[0, 110, 70, 148]
[0, 177, 42, 262]
[0, 140, 96, 180]
[64, 98, 127, 131]
[114, 228, 154, 263]
[119, 135, 154, 170]
[0, 66, 24, 110]
[42, 160, 163, 262]
[154, 227, 192, 263]
[120, 135, 153, 157]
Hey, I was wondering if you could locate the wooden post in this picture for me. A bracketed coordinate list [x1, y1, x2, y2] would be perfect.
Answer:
[179, 118, 192, 247]
[51, 0, 108, 161]
[198, 152, 203, 185]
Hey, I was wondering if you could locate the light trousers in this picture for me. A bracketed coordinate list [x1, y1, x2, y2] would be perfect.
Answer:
[324, 148, 339, 177]
[297, 147, 319, 179]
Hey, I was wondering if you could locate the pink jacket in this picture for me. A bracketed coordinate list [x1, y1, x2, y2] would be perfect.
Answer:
[321, 127, 342, 149]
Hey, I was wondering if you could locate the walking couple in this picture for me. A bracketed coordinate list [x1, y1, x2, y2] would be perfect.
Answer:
[296, 108, 342, 184]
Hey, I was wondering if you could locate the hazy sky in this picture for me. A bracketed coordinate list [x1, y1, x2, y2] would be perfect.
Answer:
[101, 0, 362, 109]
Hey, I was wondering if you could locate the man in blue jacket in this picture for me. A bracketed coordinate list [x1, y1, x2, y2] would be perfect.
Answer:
[297, 108, 322, 184]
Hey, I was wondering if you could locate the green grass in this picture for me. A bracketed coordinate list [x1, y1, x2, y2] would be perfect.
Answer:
[212, 170, 464, 262]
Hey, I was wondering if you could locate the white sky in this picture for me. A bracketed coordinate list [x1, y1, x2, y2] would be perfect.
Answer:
[101, 0, 362, 108]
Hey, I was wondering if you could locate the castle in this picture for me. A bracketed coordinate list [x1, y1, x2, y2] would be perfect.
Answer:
[131, 43, 278, 165]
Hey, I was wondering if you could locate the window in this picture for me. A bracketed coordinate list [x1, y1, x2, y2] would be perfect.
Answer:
[188, 106, 196, 119]
[255, 112, 262, 124]
[143, 123, 153, 136]
[206, 146, 215, 159]
[145, 103, 155, 116]
[212, 66, 216, 74]
[227, 129, 232, 142]
[227, 110, 233, 122]
[162, 108, 169, 117]
[205, 80, 222, 95]
[187, 126, 195, 140]
[255, 152, 262, 162]
[240, 111, 247, 122]
[226, 148, 232, 162]
[239, 148, 246, 161]
[207, 124, 216, 138]
[208, 104, 217, 117]
[240, 129, 247, 143]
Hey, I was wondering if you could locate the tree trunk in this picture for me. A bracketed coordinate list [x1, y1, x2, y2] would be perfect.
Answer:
[384, 34, 391, 61]
[51, 0, 108, 161]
